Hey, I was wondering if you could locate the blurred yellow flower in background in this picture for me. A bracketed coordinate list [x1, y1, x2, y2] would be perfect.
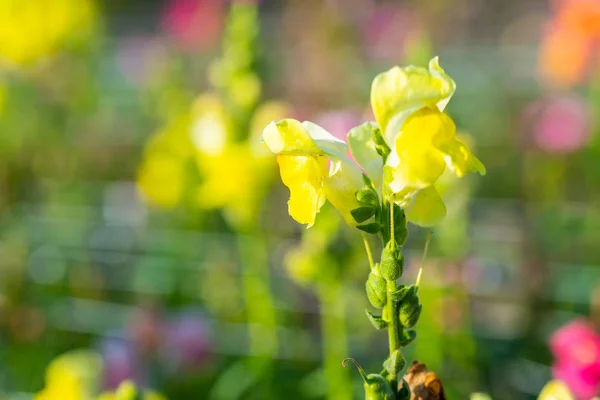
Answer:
[0, 0, 98, 67]
[138, 93, 291, 228]
[137, 116, 193, 209]
[34, 350, 102, 400]
[537, 380, 575, 400]
[97, 380, 167, 400]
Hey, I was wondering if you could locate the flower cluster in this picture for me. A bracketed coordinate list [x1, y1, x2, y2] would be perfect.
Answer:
[262, 57, 485, 228]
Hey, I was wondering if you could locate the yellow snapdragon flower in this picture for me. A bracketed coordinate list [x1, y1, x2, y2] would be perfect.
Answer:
[34, 350, 102, 400]
[262, 119, 363, 227]
[264, 58, 485, 228]
[0, 0, 97, 67]
[369, 57, 485, 226]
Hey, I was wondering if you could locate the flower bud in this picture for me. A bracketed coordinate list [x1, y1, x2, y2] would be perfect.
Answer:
[366, 265, 387, 308]
[356, 187, 379, 207]
[380, 240, 404, 281]
[399, 286, 421, 328]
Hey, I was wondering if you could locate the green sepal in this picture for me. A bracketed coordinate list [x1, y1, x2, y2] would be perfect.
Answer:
[362, 173, 374, 188]
[399, 330, 417, 346]
[393, 206, 408, 246]
[366, 266, 387, 308]
[383, 349, 406, 377]
[365, 310, 388, 330]
[380, 241, 404, 281]
[351, 206, 377, 223]
[357, 222, 382, 234]
[389, 285, 409, 303]
[356, 187, 379, 207]
[380, 203, 408, 245]
[372, 127, 391, 162]
[399, 286, 421, 328]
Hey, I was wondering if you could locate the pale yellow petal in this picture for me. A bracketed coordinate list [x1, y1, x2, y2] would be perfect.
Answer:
[371, 57, 455, 138]
[262, 119, 321, 155]
[323, 161, 365, 226]
[405, 186, 447, 227]
[439, 138, 486, 178]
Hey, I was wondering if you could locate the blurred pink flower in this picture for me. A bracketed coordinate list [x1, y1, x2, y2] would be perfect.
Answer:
[161, 0, 224, 52]
[522, 95, 591, 153]
[100, 338, 142, 389]
[362, 3, 422, 62]
[164, 310, 212, 372]
[315, 110, 362, 164]
[550, 319, 600, 399]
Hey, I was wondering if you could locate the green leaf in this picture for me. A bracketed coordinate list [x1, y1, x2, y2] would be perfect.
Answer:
[351, 206, 377, 223]
[365, 310, 388, 330]
[383, 349, 406, 377]
[357, 222, 382, 234]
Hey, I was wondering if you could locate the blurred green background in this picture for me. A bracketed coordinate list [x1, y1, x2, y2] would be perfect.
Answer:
[1, 0, 600, 399]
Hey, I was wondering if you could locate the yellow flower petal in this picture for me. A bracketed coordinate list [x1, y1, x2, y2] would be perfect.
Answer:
[405, 186, 447, 227]
[387, 108, 451, 194]
[439, 137, 486, 178]
[262, 119, 321, 155]
[277, 154, 328, 227]
[371, 57, 455, 138]
[323, 160, 365, 226]
[263, 119, 363, 227]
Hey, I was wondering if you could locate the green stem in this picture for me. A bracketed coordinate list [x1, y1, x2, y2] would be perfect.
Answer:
[386, 279, 401, 389]
[362, 233, 375, 270]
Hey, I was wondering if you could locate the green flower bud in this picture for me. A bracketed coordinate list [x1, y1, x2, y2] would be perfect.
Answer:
[399, 285, 421, 328]
[366, 265, 387, 308]
[356, 187, 379, 207]
[343, 358, 395, 400]
[380, 241, 404, 281]
[365, 374, 396, 400]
